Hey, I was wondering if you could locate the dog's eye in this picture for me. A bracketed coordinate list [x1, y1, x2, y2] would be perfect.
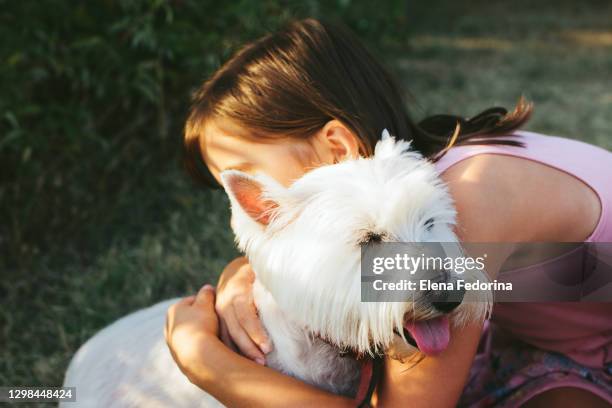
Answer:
[424, 218, 435, 232]
[360, 231, 384, 245]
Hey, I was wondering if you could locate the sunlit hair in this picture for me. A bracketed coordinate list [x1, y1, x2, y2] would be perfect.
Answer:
[184, 17, 533, 189]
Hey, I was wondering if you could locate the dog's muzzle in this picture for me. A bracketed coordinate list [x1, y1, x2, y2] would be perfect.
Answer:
[426, 270, 466, 313]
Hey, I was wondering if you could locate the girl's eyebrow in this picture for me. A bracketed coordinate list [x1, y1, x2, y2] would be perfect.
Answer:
[224, 163, 254, 172]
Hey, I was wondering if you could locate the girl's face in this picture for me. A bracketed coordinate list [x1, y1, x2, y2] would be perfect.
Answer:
[202, 117, 362, 187]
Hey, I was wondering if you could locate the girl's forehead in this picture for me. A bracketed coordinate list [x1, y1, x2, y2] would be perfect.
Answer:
[202, 118, 252, 156]
[202, 117, 274, 155]
[203, 117, 245, 146]
[200, 119, 244, 172]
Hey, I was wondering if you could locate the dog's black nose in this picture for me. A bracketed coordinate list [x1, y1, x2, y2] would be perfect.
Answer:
[432, 300, 461, 313]
[429, 283, 465, 313]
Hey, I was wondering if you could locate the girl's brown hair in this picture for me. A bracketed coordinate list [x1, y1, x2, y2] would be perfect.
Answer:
[184, 17, 533, 189]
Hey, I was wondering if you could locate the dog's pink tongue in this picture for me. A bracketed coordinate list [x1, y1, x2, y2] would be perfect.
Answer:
[404, 316, 450, 355]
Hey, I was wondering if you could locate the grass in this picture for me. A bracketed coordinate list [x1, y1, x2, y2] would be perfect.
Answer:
[2, 1, 611, 406]
[1, 182, 238, 406]
[393, 0, 612, 150]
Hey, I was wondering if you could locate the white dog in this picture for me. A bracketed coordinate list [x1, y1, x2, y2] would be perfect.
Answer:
[62, 130, 491, 407]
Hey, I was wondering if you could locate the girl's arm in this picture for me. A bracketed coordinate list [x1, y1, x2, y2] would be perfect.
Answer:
[165, 285, 355, 408]
[375, 321, 484, 407]
[191, 336, 355, 408]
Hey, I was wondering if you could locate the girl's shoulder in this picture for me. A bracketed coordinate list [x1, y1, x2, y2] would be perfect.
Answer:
[439, 152, 600, 243]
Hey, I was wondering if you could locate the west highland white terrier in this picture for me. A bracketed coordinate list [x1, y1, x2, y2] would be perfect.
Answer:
[62, 130, 491, 407]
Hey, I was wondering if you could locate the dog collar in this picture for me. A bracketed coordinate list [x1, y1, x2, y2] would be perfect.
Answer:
[355, 356, 383, 407]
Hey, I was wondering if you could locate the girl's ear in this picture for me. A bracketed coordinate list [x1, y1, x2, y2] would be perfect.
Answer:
[319, 119, 362, 162]
[220, 170, 279, 226]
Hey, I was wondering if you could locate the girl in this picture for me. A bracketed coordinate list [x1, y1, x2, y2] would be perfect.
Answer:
[165, 18, 612, 407]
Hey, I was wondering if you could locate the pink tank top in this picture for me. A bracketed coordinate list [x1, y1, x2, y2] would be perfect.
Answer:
[434, 130, 612, 368]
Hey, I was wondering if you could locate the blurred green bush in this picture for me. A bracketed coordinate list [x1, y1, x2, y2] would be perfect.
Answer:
[0, 0, 410, 271]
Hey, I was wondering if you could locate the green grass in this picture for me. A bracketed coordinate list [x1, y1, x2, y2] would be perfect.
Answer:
[1, 183, 238, 405]
[393, 0, 612, 150]
[2, 1, 612, 406]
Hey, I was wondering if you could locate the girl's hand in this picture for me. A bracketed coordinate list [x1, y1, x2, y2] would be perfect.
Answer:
[215, 258, 272, 365]
[165, 285, 220, 378]
[166, 284, 353, 407]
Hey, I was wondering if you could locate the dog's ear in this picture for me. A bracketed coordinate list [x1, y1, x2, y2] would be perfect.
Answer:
[375, 127, 418, 161]
[220, 170, 279, 226]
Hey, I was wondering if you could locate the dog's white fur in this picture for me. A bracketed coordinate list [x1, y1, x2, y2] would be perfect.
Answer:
[62, 131, 491, 407]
